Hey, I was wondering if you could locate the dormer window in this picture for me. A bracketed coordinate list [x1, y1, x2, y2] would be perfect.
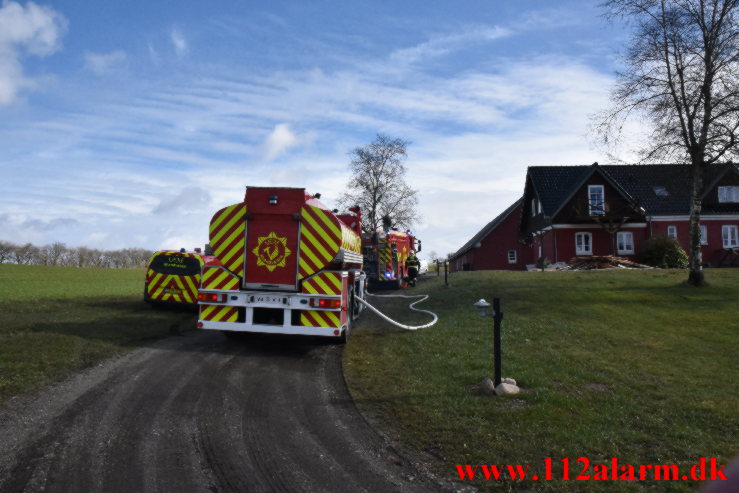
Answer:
[588, 185, 605, 216]
[718, 186, 739, 203]
[653, 186, 669, 197]
[531, 198, 541, 217]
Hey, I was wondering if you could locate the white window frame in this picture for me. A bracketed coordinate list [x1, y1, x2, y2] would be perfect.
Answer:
[575, 232, 592, 255]
[616, 231, 634, 255]
[700, 225, 708, 245]
[588, 185, 605, 216]
[722, 225, 738, 248]
[667, 225, 677, 239]
[718, 186, 739, 203]
[507, 250, 517, 264]
[531, 198, 537, 217]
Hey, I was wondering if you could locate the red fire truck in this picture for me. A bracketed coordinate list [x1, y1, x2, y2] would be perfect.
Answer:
[197, 187, 366, 341]
[361, 229, 421, 289]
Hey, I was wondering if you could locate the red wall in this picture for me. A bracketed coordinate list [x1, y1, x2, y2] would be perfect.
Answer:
[450, 204, 533, 271]
[652, 219, 739, 266]
[452, 213, 738, 271]
[547, 227, 648, 262]
[471, 204, 531, 270]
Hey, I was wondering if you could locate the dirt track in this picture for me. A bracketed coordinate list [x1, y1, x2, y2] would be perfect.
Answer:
[0, 330, 452, 493]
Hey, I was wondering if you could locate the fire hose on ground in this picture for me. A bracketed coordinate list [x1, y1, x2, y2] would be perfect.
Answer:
[356, 291, 438, 330]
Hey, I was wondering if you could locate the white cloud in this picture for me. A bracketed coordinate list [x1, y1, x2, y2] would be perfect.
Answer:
[262, 123, 298, 161]
[0, 26, 628, 255]
[0, 213, 79, 245]
[153, 186, 212, 215]
[147, 42, 159, 63]
[0, 1, 66, 105]
[170, 27, 188, 58]
[390, 25, 511, 65]
[84, 50, 126, 75]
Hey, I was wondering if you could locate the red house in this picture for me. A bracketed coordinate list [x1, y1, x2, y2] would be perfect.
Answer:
[450, 162, 739, 271]
[449, 199, 532, 272]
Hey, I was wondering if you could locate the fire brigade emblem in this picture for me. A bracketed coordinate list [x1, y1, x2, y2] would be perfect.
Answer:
[253, 232, 291, 272]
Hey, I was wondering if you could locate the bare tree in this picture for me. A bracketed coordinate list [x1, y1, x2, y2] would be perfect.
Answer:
[0, 241, 15, 263]
[337, 134, 420, 232]
[13, 243, 38, 265]
[48, 242, 68, 266]
[0, 241, 153, 268]
[595, 0, 739, 285]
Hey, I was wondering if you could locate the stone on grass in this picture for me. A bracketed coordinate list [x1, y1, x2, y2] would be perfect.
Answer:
[479, 377, 496, 395]
[502, 377, 516, 386]
[495, 382, 520, 396]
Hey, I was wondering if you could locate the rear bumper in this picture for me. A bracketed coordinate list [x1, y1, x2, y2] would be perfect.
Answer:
[198, 289, 346, 337]
[199, 320, 344, 337]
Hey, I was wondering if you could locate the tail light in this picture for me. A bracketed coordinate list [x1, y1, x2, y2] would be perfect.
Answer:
[318, 299, 341, 308]
[198, 293, 226, 303]
[310, 298, 341, 308]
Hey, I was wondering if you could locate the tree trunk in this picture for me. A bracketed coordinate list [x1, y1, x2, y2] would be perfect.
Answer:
[687, 163, 706, 286]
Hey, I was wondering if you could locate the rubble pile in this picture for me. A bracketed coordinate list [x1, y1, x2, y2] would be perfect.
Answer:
[566, 255, 652, 270]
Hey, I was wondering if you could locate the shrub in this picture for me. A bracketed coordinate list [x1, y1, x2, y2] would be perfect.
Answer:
[640, 236, 689, 268]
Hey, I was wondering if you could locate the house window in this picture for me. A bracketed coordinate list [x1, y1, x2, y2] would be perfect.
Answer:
[507, 250, 517, 264]
[667, 225, 677, 239]
[722, 225, 738, 248]
[617, 231, 634, 254]
[531, 199, 537, 217]
[718, 186, 739, 203]
[588, 185, 605, 216]
[575, 232, 592, 255]
[653, 186, 669, 197]
[700, 225, 708, 245]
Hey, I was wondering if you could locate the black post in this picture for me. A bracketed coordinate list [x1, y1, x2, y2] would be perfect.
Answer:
[444, 261, 448, 286]
[436, 260, 440, 276]
[493, 298, 503, 387]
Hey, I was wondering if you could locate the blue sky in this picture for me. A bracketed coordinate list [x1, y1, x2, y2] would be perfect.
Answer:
[0, 0, 637, 259]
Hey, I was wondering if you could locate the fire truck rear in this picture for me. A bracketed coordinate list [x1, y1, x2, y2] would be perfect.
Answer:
[362, 229, 421, 289]
[197, 187, 365, 340]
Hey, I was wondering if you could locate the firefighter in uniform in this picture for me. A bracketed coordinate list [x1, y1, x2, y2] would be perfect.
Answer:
[406, 253, 420, 287]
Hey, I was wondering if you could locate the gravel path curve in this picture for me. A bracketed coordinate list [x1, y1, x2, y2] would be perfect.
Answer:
[0, 330, 456, 493]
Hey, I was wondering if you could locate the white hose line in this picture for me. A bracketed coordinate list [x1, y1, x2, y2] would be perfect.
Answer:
[357, 291, 438, 330]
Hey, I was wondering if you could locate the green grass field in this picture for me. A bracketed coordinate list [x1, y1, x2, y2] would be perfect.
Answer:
[0, 264, 195, 404]
[344, 269, 739, 492]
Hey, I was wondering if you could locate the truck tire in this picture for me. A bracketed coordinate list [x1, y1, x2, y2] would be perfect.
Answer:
[340, 321, 350, 344]
[341, 290, 354, 344]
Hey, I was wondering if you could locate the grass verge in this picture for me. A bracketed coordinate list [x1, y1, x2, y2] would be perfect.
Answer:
[0, 264, 195, 404]
[343, 269, 739, 492]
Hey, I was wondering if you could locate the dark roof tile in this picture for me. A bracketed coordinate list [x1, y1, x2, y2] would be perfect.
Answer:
[528, 163, 738, 216]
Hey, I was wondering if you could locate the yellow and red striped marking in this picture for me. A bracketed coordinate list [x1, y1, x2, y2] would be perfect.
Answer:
[145, 251, 203, 304]
[300, 309, 341, 328]
[200, 304, 239, 322]
[340, 225, 362, 253]
[209, 203, 247, 276]
[378, 239, 392, 279]
[200, 265, 241, 291]
[299, 205, 342, 279]
[301, 271, 342, 295]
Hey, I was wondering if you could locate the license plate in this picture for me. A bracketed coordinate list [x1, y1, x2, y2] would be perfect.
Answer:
[252, 295, 286, 305]
[165, 288, 182, 295]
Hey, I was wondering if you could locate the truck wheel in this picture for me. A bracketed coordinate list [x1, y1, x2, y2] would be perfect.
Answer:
[340, 322, 350, 344]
